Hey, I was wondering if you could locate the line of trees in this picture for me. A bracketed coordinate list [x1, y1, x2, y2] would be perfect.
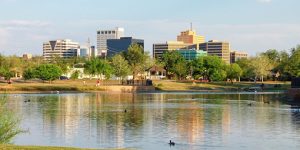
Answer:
[161, 45, 300, 82]
[0, 44, 152, 83]
[0, 44, 300, 83]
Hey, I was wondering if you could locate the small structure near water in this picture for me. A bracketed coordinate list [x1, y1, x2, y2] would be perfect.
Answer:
[288, 78, 300, 101]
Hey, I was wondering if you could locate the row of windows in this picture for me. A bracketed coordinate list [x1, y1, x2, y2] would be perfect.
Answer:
[97, 31, 116, 35]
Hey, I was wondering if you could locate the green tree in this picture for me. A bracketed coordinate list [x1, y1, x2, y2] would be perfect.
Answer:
[251, 55, 274, 82]
[203, 56, 226, 81]
[192, 56, 227, 81]
[0, 67, 14, 81]
[123, 44, 147, 80]
[34, 64, 62, 83]
[236, 58, 255, 80]
[70, 70, 80, 80]
[84, 58, 99, 77]
[0, 96, 24, 144]
[262, 49, 280, 62]
[174, 58, 188, 80]
[50, 55, 70, 74]
[286, 46, 300, 77]
[111, 54, 130, 81]
[226, 63, 243, 83]
[84, 58, 112, 79]
[97, 59, 113, 80]
[161, 51, 186, 79]
[23, 68, 35, 81]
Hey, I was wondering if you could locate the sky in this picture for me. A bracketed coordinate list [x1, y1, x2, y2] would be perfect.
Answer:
[0, 0, 300, 56]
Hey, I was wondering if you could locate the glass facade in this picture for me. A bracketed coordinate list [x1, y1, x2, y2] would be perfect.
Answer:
[178, 49, 207, 61]
[107, 37, 144, 57]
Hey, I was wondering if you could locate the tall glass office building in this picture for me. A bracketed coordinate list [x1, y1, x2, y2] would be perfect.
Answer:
[107, 37, 144, 57]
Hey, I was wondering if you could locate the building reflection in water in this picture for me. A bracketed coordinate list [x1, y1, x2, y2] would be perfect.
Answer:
[8, 92, 300, 149]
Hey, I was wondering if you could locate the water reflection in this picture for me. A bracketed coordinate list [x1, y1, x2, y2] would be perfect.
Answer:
[6, 93, 300, 149]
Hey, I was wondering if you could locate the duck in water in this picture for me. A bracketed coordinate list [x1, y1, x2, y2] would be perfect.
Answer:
[24, 99, 31, 103]
[169, 140, 175, 146]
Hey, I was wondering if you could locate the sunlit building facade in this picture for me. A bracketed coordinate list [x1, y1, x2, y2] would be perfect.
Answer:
[97, 27, 124, 57]
[199, 40, 231, 63]
[43, 39, 80, 61]
[153, 41, 197, 59]
[177, 30, 205, 45]
[230, 51, 248, 63]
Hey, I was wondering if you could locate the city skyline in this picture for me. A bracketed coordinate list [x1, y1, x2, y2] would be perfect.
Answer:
[0, 0, 300, 56]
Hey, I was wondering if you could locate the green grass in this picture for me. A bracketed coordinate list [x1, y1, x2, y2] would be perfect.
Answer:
[0, 79, 291, 93]
[0, 79, 109, 92]
[153, 80, 290, 92]
[0, 145, 130, 150]
[0, 145, 92, 150]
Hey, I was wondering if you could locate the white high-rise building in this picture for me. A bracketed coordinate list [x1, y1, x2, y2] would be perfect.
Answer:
[43, 39, 80, 61]
[97, 27, 124, 56]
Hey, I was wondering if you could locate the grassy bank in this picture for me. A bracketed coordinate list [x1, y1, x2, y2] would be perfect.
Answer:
[0, 145, 130, 150]
[0, 79, 112, 93]
[0, 79, 290, 93]
[153, 80, 290, 92]
[0, 145, 91, 150]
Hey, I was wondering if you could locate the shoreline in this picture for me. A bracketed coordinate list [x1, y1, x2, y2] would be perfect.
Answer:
[0, 80, 290, 94]
[0, 89, 287, 94]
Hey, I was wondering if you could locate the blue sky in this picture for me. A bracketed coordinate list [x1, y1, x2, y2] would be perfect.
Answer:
[0, 0, 299, 56]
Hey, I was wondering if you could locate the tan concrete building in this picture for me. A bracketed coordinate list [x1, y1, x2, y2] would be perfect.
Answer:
[199, 40, 230, 63]
[230, 51, 248, 63]
[22, 53, 32, 60]
[177, 30, 205, 45]
[43, 39, 80, 61]
[153, 41, 196, 59]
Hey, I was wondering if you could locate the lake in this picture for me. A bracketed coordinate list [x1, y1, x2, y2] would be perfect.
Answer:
[5, 92, 300, 150]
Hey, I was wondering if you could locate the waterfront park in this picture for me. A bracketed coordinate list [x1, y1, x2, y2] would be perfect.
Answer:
[0, 44, 300, 149]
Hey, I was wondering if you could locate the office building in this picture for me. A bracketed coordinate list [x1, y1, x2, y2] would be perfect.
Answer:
[107, 37, 144, 57]
[97, 27, 124, 57]
[230, 51, 248, 63]
[178, 49, 207, 61]
[43, 39, 80, 61]
[79, 46, 89, 57]
[153, 41, 197, 59]
[199, 40, 230, 63]
[90, 46, 97, 58]
[177, 30, 205, 45]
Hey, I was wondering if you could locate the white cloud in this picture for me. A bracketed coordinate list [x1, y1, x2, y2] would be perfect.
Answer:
[0, 20, 50, 30]
[1, 19, 300, 57]
[0, 20, 52, 55]
[257, 0, 272, 3]
[198, 23, 300, 55]
[0, 29, 9, 46]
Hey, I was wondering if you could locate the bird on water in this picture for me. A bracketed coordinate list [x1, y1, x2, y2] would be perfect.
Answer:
[24, 99, 30, 103]
[169, 140, 175, 146]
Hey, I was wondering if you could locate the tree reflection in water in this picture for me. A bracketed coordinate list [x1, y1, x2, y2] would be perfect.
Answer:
[7, 92, 300, 149]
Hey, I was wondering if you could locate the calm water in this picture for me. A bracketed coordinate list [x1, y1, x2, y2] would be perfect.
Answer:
[4, 92, 300, 149]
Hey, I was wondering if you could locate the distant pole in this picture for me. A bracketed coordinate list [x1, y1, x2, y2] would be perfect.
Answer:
[190, 22, 193, 31]
[87, 37, 91, 60]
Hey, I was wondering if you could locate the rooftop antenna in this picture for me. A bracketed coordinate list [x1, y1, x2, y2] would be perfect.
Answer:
[87, 37, 91, 47]
[190, 22, 193, 31]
